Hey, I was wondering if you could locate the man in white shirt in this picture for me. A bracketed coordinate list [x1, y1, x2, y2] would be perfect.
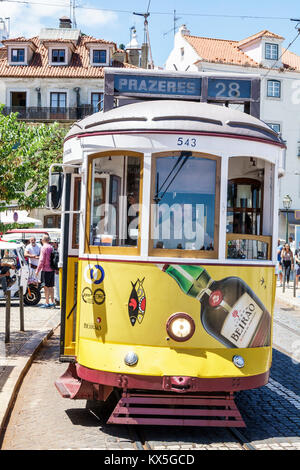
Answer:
[25, 237, 41, 281]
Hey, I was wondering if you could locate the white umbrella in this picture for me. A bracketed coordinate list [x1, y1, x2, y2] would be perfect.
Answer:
[0, 210, 42, 226]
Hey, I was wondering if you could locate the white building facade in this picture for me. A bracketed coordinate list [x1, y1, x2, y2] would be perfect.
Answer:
[166, 26, 300, 241]
[0, 18, 135, 228]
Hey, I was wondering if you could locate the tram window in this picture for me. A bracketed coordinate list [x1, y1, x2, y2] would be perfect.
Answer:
[151, 153, 219, 255]
[88, 154, 141, 248]
[72, 177, 81, 249]
[227, 238, 269, 260]
[227, 179, 262, 235]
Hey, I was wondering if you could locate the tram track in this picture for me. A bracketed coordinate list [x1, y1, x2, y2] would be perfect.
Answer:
[273, 318, 300, 337]
[129, 423, 254, 451]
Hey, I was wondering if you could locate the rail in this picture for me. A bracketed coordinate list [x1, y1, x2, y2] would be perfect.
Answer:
[1, 106, 95, 121]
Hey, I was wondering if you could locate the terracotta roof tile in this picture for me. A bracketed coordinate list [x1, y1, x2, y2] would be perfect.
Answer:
[237, 30, 284, 47]
[184, 30, 300, 71]
[281, 48, 300, 71]
[185, 35, 259, 67]
[0, 34, 136, 78]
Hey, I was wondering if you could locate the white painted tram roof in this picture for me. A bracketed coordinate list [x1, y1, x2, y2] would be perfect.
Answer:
[66, 100, 284, 147]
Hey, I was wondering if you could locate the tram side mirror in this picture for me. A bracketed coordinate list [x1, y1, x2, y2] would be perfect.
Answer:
[46, 172, 64, 210]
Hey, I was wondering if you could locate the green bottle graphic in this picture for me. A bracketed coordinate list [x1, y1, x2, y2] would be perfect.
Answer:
[162, 264, 271, 348]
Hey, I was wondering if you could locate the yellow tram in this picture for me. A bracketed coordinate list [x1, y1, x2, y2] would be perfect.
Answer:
[53, 98, 285, 427]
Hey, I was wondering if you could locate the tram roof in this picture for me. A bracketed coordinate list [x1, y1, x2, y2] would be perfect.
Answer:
[65, 100, 284, 147]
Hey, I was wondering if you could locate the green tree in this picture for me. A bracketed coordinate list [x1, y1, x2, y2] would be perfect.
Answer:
[0, 107, 67, 213]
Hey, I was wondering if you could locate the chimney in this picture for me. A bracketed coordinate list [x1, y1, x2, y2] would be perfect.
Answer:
[179, 24, 190, 36]
[141, 43, 148, 69]
[59, 16, 72, 29]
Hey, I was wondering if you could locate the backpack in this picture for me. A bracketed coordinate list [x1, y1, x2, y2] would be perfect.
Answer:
[50, 249, 59, 271]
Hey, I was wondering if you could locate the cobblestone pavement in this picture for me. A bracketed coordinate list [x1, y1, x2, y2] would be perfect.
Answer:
[1, 298, 299, 450]
[1, 330, 137, 451]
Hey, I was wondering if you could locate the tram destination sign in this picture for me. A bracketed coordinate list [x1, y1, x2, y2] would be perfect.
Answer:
[208, 78, 252, 99]
[114, 74, 202, 99]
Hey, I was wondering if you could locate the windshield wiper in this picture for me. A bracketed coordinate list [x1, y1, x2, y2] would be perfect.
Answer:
[154, 151, 192, 203]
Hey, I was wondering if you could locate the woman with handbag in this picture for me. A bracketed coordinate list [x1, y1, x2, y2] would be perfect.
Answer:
[281, 243, 294, 288]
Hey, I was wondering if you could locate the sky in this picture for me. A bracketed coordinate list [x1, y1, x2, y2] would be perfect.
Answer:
[1, 0, 300, 67]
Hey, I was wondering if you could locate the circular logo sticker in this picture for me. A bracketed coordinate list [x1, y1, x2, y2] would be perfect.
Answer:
[84, 264, 105, 285]
[93, 288, 106, 305]
[82, 287, 93, 304]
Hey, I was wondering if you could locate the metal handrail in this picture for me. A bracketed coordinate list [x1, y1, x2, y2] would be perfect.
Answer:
[1, 105, 95, 120]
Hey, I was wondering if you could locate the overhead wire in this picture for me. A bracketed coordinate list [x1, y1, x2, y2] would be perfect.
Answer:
[0, 0, 297, 20]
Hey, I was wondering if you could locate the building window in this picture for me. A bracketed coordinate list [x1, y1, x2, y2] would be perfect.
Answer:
[92, 49, 107, 64]
[50, 92, 67, 109]
[267, 80, 281, 98]
[91, 92, 103, 112]
[265, 43, 278, 60]
[267, 123, 281, 134]
[51, 49, 66, 63]
[44, 214, 61, 228]
[11, 48, 25, 62]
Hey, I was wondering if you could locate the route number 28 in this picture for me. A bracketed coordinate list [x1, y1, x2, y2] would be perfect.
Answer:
[177, 137, 197, 147]
[215, 81, 241, 98]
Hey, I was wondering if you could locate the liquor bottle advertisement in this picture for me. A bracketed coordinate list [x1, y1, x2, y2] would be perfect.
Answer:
[161, 264, 272, 349]
[77, 260, 274, 350]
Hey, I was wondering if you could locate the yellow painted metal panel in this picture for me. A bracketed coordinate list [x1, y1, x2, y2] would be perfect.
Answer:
[74, 260, 274, 377]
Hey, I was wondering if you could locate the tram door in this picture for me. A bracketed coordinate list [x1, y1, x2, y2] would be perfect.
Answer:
[60, 174, 81, 359]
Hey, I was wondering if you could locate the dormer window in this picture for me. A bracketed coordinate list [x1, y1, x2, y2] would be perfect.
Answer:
[86, 43, 111, 66]
[52, 49, 66, 63]
[93, 49, 107, 64]
[265, 43, 278, 60]
[11, 48, 25, 63]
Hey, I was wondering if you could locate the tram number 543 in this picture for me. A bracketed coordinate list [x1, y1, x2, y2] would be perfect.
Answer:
[177, 137, 197, 147]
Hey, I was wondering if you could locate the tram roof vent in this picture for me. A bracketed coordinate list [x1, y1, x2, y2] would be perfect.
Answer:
[226, 120, 280, 138]
[152, 115, 222, 126]
[85, 116, 148, 130]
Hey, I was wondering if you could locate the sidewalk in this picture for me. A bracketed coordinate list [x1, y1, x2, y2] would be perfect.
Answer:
[0, 297, 60, 437]
[275, 283, 300, 309]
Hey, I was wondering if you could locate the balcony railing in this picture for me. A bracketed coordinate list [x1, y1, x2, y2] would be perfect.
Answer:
[2, 105, 96, 121]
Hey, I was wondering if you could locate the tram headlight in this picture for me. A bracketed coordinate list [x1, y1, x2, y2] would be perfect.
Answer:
[232, 355, 245, 369]
[166, 313, 195, 342]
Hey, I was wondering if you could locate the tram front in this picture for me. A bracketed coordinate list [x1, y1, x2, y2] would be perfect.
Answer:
[54, 100, 285, 427]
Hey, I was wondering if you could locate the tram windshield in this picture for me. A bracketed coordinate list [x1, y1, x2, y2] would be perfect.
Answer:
[151, 153, 219, 254]
[89, 154, 141, 247]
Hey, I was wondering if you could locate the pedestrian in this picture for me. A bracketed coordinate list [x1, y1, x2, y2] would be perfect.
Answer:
[52, 241, 60, 306]
[24, 237, 40, 283]
[295, 242, 300, 289]
[281, 243, 294, 288]
[276, 239, 283, 286]
[35, 235, 55, 308]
